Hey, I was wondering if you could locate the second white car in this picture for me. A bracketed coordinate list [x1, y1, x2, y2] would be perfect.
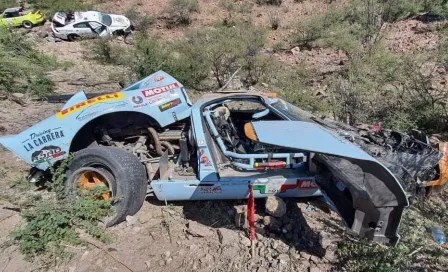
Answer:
[51, 11, 133, 41]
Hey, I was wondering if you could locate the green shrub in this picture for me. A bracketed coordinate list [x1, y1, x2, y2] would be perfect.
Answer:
[0, 0, 16, 10]
[28, 74, 55, 97]
[89, 38, 128, 65]
[27, 0, 91, 16]
[256, 0, 282, 6]
[271, 65, 326, 112]
[125, 7, 155, 32]
[269, 11, 280, 30]
[10, 158, 112, 260]
[381, 0, 448, 22]
[132, 36, 168, 80]
[165, 0, 200, 27]
[0, 28, 57, 96]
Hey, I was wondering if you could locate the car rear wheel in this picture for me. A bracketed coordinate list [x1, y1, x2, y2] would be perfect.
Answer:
[67, 34, 80, 42]
[22, 21, 33, 29]
[65, 147, 148, 227]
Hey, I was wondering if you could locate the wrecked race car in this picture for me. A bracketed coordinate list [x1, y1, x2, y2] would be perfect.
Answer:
[0, 71, 446, 245]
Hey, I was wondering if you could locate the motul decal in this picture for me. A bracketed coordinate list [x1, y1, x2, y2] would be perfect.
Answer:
[142, 83, 179, 98]
[297, 179, 318, 189]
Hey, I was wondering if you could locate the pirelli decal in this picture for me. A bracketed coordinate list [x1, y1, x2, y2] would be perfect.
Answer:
[159, 98, 181, 112]
[56, 92, 125, 119]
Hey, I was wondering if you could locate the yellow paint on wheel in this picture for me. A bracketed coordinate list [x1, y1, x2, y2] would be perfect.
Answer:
[78, 171, 111, 200]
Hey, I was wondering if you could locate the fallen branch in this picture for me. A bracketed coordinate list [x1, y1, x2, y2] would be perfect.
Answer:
[78, 231, 135, 272]
[408, 246, 423, 257]
[215, 67, 242, 93]
[0, 214, 15, 224]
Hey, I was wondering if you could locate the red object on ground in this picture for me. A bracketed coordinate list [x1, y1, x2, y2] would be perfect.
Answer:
[247, 185, 256, 241]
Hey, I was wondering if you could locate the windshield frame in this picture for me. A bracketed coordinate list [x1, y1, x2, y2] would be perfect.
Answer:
[268, 98, 315, 123]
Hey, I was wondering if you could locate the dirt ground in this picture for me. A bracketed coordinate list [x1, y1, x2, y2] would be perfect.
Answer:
[0, 0, 447, 271]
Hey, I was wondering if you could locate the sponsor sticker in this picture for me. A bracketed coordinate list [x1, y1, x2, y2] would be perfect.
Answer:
[23, 128, 65, 152]
[154, 75, 165, 82]
[147, 93, 171, 104]
[31, 145, 66, 165]
[142, 83, 179, 98]
[57, 92, 124, 119]
[297, 179, 318, 189]
[129, 95, 149, 109]
[159, 98, 181, 112]
[200, 185, 222, 194]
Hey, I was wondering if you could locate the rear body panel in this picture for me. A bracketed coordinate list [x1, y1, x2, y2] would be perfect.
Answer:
[0, 71, 191, 170]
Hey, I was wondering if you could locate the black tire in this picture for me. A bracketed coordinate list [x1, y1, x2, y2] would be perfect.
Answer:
[22, 20, 33, 29]
[67, 34, 80, 42]
[65, 147, 147, 227]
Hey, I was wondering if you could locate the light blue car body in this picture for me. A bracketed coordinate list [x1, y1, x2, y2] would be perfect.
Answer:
[0, 71, 408, 243]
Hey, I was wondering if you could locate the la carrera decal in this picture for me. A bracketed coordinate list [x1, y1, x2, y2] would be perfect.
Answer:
[142, 83, 179, 98]
[57, 92, 124, 119]
[22, 128, 65, 152]
[159, 98, 181, 112]
[31, 145, 66, 165]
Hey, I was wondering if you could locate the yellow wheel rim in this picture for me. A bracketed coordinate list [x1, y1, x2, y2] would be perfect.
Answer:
[77, 171, 111, 200]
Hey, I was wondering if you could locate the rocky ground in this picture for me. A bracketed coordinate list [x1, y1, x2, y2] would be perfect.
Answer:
[0, 0, 447, 271]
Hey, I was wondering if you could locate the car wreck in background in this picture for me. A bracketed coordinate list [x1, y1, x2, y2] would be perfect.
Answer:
[0, 71, 446, 245]
[51, 11, 133, 41]
[0, 7, 44, 29]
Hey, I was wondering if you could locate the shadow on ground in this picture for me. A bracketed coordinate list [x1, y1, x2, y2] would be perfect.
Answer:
[146, 196, 327, 258]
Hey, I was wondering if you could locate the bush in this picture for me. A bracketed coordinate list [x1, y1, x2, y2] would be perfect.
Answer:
[27, 0, 91, 16]
[271, 65, 327, 112]
[0, 0, 16, 10]
[381, 0, 448, 22]
[0, 28, 57, 97]
[28, 74, 55, 97]
[10, 158, 112, 260]
[256, 0, 282, 6]
[269, 11, 280, 30]
[125, 7, 155, 32]
[132, 36, 168, 80]
[89, 38, 128, 65]
[165, 0, 200, 27]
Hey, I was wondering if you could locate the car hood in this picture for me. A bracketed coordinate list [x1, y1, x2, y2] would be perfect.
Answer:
[109, 14, 130, 28]
[249, 120, 409, 244]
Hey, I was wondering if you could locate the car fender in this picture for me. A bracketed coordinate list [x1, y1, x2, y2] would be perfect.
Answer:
[0, 71, 192, 170]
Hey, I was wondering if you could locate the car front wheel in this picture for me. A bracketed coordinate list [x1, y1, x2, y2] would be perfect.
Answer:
[65, 147, 148, 227]
[67, 33, 80, 41]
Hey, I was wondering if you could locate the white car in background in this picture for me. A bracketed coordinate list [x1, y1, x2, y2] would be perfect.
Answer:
[51, 11, 133, 41]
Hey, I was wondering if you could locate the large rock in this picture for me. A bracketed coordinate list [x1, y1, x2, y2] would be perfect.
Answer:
[263, 216, 282, 234]
[265, 196, 287, 218]
[187, 221, 215, 237]
[217, 228, 239, 246]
